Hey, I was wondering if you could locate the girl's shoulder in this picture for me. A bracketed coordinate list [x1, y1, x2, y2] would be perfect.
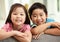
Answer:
[24, 24, 30, 28]
[23, 24, 31, 30]
[19, 24, 31, 32]
[4, 23, 11, 27]
[2, 23, 12, 32]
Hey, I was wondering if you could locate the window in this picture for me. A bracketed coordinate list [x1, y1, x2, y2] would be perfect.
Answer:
[57, 0, 60, 11]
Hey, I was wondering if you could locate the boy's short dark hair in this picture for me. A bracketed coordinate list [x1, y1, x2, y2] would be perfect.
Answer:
[29, 2, 47, 17]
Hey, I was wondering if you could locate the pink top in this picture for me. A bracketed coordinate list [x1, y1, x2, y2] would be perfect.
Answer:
[2, 23, 31, 32]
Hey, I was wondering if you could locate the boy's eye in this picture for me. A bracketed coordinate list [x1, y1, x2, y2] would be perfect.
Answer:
[33, 15, 37, 17]
[40, 14, 43, 16]
[40, 13, 43, 16]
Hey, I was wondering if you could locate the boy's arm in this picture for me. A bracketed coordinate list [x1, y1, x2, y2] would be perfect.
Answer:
[31, 22, 52, 35]
[44, 28, 60, 35]
[31, 22, 60, 35]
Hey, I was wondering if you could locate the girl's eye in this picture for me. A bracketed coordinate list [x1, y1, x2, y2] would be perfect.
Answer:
[13, 13, 17, 15]
[20, 14, 24, 16]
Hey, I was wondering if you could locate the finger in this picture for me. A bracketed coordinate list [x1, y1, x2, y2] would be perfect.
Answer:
[36, 34, 40, 39]
[32, 35, 35, 39]
[56, 24, 60, 28]
[57, 25, 60, 29]
[32, 35, 38, 39]
[36, 32, 44, 39]
[35, 35, 38, 39]
[34, 34, 40, 39]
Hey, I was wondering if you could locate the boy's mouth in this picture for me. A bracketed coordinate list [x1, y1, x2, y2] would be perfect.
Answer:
[36, 20, 43, 25]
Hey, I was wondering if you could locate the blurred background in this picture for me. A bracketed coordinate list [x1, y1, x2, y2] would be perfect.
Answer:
[0, 0, 60, 28]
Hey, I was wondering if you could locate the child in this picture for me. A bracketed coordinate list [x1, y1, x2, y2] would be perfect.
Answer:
[28, 2, 60, 39]
[0, 3, 32, 42]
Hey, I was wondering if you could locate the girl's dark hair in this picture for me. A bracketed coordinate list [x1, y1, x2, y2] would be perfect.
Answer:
[5, 3, 30, 24]
[29, 2, 47, 17]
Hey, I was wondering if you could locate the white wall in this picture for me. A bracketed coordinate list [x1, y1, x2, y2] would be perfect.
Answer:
[0, 0, 60, 28]
[30, 0, 43, 6]
[0, 0, 6, 28]
[0, 0, 6, 20]
[47, 0, 60, 22]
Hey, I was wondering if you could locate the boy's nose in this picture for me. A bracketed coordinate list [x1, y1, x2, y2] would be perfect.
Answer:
[37, 17, 41, 20]
[37, 17, 42, 21]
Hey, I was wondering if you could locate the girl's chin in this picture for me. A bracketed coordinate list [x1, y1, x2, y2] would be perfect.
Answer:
[15, 23, 23, 25]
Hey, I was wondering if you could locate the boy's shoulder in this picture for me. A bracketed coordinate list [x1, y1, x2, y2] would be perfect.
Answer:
[46, 18, 55, 22]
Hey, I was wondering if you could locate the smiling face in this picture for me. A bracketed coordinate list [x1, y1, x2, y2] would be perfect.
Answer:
[11, 7, 26, 26]
[31, 8, 47, 25]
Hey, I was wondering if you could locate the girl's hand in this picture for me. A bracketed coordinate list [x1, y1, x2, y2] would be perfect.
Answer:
[12, 30, 27, 37]
[20, 36, 30, 42]
[33, 32, 44, 39]
[51, 22, 60, 29]
[14, 34, 30, 42]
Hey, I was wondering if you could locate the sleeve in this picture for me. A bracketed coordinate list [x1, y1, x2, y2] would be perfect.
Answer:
[31, 24, 37, 28]
[26, 25, 31, 31]
[46, 18, 55, 23]
[2, 23, 9, 32]
[46, 18, 55, 29]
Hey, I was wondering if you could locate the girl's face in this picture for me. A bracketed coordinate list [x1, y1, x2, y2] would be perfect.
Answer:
[31, 8, 47, 25]
[11, 7, 26, 26]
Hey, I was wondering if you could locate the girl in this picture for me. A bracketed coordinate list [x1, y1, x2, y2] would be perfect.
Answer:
[0, 3, 32, 42]
[28, 2, 60, 39]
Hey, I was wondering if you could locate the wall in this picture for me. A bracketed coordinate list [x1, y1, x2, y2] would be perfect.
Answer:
[47, 0, 60, 22]
[0, 0, 6, 28]
[0, 0, 6, 20]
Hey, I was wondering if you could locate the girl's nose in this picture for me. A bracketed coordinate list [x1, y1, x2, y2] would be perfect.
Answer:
[17, 14, 21, 18]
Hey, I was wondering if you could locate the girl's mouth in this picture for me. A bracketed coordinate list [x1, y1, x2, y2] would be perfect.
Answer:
[15, 20, 22, 22]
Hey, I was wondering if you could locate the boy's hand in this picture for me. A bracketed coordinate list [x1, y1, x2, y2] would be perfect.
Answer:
[51, 22, 60, 29]
[33, 32, 44, 39]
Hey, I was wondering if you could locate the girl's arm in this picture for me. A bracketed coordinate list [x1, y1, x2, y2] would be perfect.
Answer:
[0, 29, 24, 40]
[44, 28, 60, 35]
[14, 30, 32, 42]
[0, 29, 15, 40]
[24, 30, 32, 42]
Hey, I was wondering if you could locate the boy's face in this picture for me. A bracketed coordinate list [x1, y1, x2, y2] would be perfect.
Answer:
[11, 7, 26, 26]
[31, 8, 47, 25]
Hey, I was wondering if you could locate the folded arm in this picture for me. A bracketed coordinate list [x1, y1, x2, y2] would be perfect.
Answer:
[31, 22, 60, 35]
[0, 29, 15, 40]
[44, 28, 60, 36]
[14, 30, 32, 42]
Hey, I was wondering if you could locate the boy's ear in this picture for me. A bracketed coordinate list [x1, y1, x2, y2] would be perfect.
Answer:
[46, 14, 48, 17]
[31, 15, 32, 19]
